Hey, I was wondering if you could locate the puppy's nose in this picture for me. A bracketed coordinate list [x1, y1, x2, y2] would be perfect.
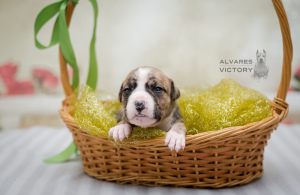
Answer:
[135, 100, 145, 112]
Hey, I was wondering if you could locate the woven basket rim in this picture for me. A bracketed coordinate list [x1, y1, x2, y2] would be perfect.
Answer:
[60, 97, 288, 148]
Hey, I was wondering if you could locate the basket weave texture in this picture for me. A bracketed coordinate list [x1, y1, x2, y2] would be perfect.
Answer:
[58, 0, 292, 188]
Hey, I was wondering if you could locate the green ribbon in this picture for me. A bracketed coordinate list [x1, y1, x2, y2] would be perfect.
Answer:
[44, 141, 78, 163]
[86, 0, 98, 90]
[35, 0, 98, 163]
[34, 0, 98, 90]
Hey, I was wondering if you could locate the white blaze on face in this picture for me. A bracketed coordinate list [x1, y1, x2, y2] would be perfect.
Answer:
[126, 68, 156, 128]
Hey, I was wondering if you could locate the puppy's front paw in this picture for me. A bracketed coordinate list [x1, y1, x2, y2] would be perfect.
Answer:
[164, 130, 185, 152]
[109, 124, 132, 141]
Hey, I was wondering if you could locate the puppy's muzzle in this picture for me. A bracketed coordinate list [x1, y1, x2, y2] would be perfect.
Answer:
[135, 100, 145, 113]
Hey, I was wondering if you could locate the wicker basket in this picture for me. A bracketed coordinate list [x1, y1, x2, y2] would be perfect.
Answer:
[58, 0, 292, 188]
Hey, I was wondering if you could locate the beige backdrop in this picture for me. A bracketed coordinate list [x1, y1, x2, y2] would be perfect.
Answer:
[0, 0, 300, 95]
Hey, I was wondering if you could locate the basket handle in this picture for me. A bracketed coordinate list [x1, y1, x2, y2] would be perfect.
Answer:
[59, 0, 293, 100]
[272, 0, 293, 101]
[59, 1, 75, 97]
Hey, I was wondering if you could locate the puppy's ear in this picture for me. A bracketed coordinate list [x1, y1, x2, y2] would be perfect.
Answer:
[118, 84, 123, 103]
[256, 50, 259, 54]
[170, 79, 180, 101]
[263, 49, 266, 54]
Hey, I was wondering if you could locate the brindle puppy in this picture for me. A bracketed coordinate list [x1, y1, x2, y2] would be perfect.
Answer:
[109, 67, 186, 152]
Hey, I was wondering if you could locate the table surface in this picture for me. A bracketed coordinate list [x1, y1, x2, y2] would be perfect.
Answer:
[0, 124, 299, 195]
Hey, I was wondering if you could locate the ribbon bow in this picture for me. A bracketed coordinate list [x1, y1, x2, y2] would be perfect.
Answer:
[34, 0, 98, 90]
[34, 0, 98, 163]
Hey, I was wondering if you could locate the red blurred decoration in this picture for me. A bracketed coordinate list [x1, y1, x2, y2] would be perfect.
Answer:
[295, 62, 300, 81]
[0, 62, 34, 95]
[67, 66, 73, 82]
[33, 68, 59, 93]
[281, 120, 293, 125]
[289, 61, 300, 92]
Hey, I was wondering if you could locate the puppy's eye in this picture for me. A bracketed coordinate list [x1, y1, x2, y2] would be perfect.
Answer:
[123, 88, 131, 94]
[154, 86, 163, 93]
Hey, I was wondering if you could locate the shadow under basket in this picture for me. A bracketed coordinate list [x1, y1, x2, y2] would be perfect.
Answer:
[57, 0, 293, 189]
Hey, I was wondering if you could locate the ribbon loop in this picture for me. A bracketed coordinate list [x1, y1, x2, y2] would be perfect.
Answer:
[34, 0, 98, 90]
[34, 1, 62, 49]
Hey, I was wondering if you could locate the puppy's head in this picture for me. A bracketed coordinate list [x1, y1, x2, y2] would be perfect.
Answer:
[256, 50, 266, 63]
[118, 67, 180, 128]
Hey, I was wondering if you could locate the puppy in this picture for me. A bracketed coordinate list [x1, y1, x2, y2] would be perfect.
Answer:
[109, 67, 186, 152]
[253, 50, 269, 78]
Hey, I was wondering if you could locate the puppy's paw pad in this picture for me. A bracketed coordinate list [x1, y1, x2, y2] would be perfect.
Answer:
[164, 131, 185, 152]
[109, 124, 132, 141]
